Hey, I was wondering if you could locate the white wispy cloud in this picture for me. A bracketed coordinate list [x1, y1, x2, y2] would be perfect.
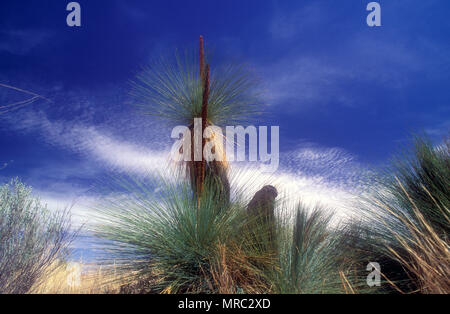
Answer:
[425, 120, 450, 137]
[39, 145, 363, 228]
[261, 56, 355, 108]
[33, 119, 367, 224]
[37, 193, 93, 229]
[2, 89, 370, 225]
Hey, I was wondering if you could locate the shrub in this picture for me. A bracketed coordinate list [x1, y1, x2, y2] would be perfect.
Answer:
[0, 178, 73, 294]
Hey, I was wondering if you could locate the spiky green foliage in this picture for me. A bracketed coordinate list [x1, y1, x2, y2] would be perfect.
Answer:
[270, 204, 371, 294]
[92, 170, 384, 294]
[383, 136, 449, 234]
[358, 181, 449, 293]
[380, 183, 449, 293]
[355, 136, 450, 293]
[0, 178, 73, 294]
[91, 174, 272, 293]
[130, 39, 260, 207]
[129, 50, 261, 127]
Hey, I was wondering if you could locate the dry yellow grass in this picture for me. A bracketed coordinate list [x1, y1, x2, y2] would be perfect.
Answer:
[30, 261, 125, 294]
[207, 242, 274, 294]
[384, 182, 450, 294]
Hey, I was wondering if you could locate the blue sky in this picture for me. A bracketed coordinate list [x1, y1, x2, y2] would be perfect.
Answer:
[0, 0, 449, 223]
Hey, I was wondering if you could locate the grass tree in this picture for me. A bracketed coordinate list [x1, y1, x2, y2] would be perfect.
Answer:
[92, 37, 381, 294]
[129, 36, 261, 205]
[94, 37, 289, 293]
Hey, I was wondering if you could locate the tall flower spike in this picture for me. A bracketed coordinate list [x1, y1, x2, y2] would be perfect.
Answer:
[199, 64, 210, 197]
[195, 35, 207, 206]
[199, 36, 205, 82]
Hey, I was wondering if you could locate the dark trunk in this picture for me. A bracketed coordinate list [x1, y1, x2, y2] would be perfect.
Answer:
[186, 37, 230, 208]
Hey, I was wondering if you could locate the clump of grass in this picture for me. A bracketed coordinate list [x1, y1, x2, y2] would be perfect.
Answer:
[383, 136, 449, 235]
[270, 204, 372, 294]
[92, 169, 379, 294]
[208, 242, 272, 294]
[358, 136, 449, 293]
[0, 178, 73, 294]
[90, 158, 400, 294]
[91, 174, 272, 294]
[382, 181, 449, 294]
